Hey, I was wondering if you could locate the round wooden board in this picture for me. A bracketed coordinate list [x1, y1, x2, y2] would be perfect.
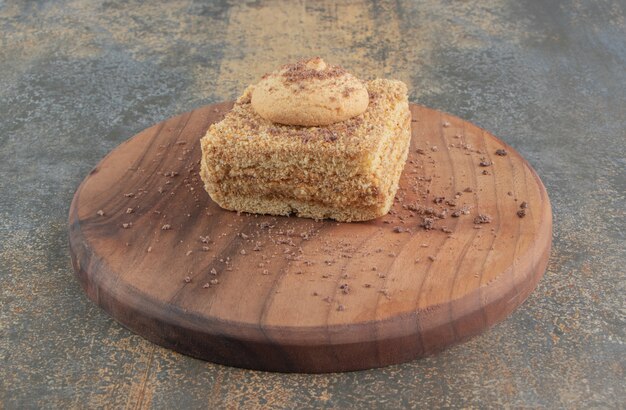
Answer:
[69, 102, 552, 373]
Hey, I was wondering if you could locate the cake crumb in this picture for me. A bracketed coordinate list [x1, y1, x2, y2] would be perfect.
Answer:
[184, 276, 191, 283]
[96, 210, 105, 216]
[495, 149, 508, 156]
[161, 224, 172, 230]
[186, 250, 193, 256]
[210, 278, 219, 285]
[210, 268, 217, 275]
[203, 283, 210, 289]
[122, 222, 132, 229]
[126, 208, 134, 214]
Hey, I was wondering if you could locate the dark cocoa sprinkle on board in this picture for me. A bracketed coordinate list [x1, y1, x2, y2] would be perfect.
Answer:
[96, 210, 105, 216]
[312, 291, 319, 296]
[161, 224, 171, 230]
[415, 148, 426, 155]
[495, 149, 508, 156]
[392, 226, 406, 233]
[337, 304, 345, 312]
[364, 284, 372, 288]
[479, 159, 492, 167]
[464, 187, 473, 193]
[482, 170, 489, 175]
[474, 214, 492, 224]
[451, 210, 462, 217]
[520, 201, 528, 209]
[421, 217, 435, 230]
[517, 209, 527, 218]
[340, 284, 350, 294]
[433, 196, 445, 204]
[428, 255, 436, 261]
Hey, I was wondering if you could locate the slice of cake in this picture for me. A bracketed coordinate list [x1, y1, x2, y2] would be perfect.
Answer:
[200, 58, 411, 222]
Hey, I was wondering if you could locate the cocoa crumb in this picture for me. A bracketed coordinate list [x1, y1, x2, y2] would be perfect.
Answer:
[482, 170, 489, 175]
[164, 171, 179, 177]
[161, 224, 171, 230]
[517, 209, 527, 218]
[203, 283, 210, 289]
[184, 276, 191, 283]
[340, 284, 350, 294]
[124, 193, 134, 198]
[441, 227, 453, 234]
[421, 217, 435, 230]
[393, 226, 406, 233]
[240, 249, 246, 255]
[474, 214, 492, 224]
[312, 291, 319, 296]
[210, 278, 219, 285]
[126, 207, 134, 214]
[262, 269, 269, 275]
[364, 283, 372, 288]
[464, 187, 473, 193]
[433, 196, 445, 204]
[210, 268, 217, 275]
[96, 210, 105, 216]
[415, 148, 426, 155]
[520, 201, 528, 209]
[479, 159, 492, 167]
[122, 222, 132, 229]
[428, 255, 436, 261]
[495, 149, 508, 156]
[202, 246, 209, 251]
[337, 304, 346, 311]
[199, 235, 210, 243]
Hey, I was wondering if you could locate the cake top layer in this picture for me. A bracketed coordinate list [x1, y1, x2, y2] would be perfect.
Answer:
[208, 78, 408, 158]
[251, 58, 370, 126]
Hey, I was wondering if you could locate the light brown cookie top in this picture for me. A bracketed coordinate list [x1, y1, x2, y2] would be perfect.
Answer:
[251, 57, 369, 126]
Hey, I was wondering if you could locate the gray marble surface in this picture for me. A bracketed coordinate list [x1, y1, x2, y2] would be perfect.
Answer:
[1, 0, 624, 408]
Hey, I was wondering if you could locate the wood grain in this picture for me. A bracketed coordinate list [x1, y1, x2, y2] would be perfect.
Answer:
[69, 102, 552, 373]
